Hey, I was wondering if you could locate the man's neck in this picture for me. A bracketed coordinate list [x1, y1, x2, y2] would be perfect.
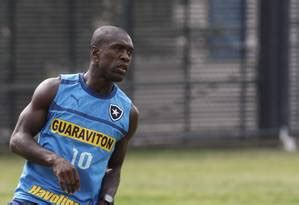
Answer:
[83, 70, 114, 96]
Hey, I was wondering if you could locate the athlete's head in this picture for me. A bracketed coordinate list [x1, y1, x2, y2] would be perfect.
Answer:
[89, 25, 134, 82]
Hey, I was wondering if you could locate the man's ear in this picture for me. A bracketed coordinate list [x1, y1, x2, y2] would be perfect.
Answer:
[91, 46, 100, 62]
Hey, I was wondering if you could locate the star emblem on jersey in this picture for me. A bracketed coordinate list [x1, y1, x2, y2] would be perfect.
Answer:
[109, 104, 123, 121]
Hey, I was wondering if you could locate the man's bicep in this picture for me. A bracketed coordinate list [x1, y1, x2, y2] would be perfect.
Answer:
[14, 103, 48, 137]
[108, 105, 139, 168]
[13, 77, 60, 137]
[107, 137, 129, 169]
[126, 104, 139, 140]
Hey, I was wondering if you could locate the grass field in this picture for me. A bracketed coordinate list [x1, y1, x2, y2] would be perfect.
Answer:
[1, 148, 299, 205]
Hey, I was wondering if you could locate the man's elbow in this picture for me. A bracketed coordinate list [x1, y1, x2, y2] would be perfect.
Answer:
[9, 134, 21, 153]
[9, 136, 17, 153]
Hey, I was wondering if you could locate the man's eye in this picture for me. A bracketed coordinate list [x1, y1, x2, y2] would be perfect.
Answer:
[128, 49, 134, 56]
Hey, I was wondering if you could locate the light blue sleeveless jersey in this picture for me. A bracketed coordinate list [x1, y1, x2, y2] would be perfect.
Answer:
[13, 73, 132, 204]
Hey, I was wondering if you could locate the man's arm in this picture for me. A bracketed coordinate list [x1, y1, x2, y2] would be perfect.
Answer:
[98, 104, 139, 205]
[9, 77, 80, 194]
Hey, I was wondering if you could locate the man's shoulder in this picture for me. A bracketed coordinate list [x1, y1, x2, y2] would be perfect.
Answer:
[43, 77, 61, 87]
[30, 77, 61, 109]
[37, 77, 61, 95]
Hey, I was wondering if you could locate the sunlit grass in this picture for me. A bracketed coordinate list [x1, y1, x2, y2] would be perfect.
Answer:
[118, 148, 299, 205]
[1, 148, 299, 205]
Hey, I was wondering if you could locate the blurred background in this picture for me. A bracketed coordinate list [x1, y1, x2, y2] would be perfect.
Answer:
[1, 0, 299, 148]
[1, 0, 299, 204]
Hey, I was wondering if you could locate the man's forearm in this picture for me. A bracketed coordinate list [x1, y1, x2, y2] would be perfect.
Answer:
[10, 132, 59, 167]
[10, 131, 81, 194]
[99, 168, 121, 200]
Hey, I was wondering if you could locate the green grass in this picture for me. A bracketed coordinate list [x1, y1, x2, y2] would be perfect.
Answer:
[0, 154, 24, 204]
[1, 148, 299, 205]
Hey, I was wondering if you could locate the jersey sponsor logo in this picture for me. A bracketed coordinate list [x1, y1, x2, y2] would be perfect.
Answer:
[51, 118, 116, 152]
[109, 104, 123, 121]
[28, 185, 79, 205]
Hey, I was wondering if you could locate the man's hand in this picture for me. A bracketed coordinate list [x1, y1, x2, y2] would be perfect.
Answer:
[52, 157, 80, 194]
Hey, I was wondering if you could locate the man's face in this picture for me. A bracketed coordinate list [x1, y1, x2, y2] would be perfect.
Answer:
[96, 34, 134, 82]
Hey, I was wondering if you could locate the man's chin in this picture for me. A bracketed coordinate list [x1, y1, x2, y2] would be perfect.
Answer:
[107, 72, 126, 82]
[111, 76, 124, 83]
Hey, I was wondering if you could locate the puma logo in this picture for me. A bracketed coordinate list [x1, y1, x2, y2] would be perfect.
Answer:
[70, 94, 80, 105]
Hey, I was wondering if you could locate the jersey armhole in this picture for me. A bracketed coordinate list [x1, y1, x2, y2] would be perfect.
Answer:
[48, 75, 62, 111]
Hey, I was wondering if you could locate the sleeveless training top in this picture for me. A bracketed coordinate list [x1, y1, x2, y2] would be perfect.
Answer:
[13, 73, 132, 205]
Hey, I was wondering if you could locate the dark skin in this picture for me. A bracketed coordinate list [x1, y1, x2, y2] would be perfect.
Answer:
[9, 26, 139, 203]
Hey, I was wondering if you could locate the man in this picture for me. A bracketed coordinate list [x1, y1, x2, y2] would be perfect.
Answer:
[9, 25, 139, 205]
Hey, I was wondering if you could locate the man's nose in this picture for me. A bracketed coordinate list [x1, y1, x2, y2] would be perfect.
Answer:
[120, 51, 130, 62]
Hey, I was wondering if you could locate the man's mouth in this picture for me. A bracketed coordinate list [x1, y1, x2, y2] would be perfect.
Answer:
[116, 65, 128, 74]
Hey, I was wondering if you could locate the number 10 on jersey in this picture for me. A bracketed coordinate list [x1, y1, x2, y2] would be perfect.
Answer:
[71, 148, 93, 169]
